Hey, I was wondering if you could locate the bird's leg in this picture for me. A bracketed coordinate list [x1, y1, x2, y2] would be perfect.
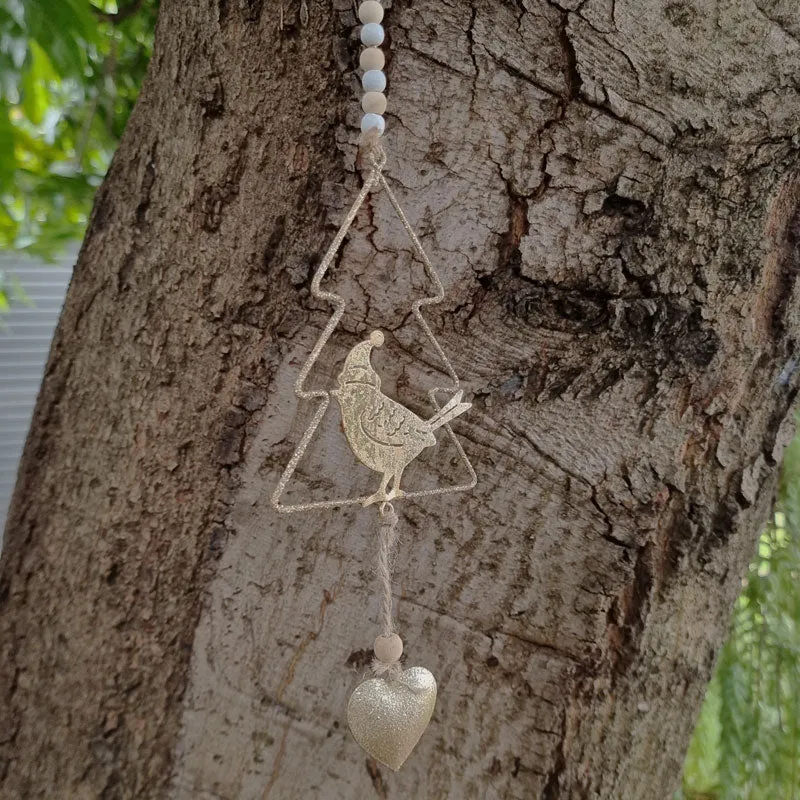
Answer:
[363, 472, 392, 507]
[385, 468, 406, 502]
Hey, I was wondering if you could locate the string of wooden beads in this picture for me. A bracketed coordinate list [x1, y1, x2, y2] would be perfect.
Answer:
[358, 1, 386, 136]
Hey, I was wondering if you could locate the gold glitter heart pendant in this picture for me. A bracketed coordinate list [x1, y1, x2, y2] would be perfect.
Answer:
[347, 667, 437, 770]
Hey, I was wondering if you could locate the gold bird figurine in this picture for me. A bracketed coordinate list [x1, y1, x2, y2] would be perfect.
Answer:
[331, 331, 472, 507]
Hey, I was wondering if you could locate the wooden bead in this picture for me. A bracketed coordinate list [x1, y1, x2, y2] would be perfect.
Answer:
[360, 22, 384, 47]
[362, 92, 387, 115]
[361, 113, 385, 135]
[360, 47, 385, 71]
[374, 633, 403, 664]
[362, 69, 386, 93]
[358, 1, 384, 24]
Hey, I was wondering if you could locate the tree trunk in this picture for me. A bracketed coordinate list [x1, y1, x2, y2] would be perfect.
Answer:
[2, 0, 800, 798]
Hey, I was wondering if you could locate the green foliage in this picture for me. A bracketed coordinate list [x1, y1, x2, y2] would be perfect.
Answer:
[682, 675, 722, 797]
[680, 430, 800, 799]
[0, 0, 156, 302]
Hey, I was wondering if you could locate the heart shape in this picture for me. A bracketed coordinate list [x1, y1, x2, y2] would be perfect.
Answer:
[347, 666, 437, 770]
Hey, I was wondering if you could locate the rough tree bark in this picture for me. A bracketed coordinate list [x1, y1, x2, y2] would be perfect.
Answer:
[2, 0, 800, 798]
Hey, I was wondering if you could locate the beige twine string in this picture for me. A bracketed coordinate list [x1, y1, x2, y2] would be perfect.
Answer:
[377, 501, 399, 637]
[373, 502, 403, 679]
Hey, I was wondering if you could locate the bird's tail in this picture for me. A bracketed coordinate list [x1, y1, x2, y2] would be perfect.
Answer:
[426, 390, 471, 432]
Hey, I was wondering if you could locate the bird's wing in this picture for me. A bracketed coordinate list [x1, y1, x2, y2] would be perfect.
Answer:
[358, 393, 427, 448]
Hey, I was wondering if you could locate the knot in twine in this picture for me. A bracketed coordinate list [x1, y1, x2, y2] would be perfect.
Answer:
[357, 138, 387, 183]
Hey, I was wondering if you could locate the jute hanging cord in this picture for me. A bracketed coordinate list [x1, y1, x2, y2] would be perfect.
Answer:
[270, 0, 477, 772]
[373, 502, 402, 679]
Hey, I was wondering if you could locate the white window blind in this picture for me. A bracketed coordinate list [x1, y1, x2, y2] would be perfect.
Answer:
[0, 250, 75, 540]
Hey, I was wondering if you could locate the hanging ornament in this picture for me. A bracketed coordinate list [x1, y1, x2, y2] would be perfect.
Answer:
[271, 0, 476, 771]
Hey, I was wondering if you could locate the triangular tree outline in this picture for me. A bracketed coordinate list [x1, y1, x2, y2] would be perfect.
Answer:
[271, 151, 477, 513]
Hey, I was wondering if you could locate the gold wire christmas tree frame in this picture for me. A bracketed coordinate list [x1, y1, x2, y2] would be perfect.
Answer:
[271, 146, 477, 514]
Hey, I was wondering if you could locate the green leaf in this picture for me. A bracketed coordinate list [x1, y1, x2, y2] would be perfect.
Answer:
[20, 49, 48, 124]
[0, 102, 15, 187]
[23, 0, 97, 78]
